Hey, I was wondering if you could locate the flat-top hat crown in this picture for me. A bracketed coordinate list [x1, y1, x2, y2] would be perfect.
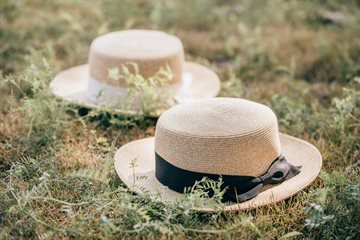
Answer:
[50, 29, 221, 115]
[89, 30, 184, 87]
[155, 98, 281, 176]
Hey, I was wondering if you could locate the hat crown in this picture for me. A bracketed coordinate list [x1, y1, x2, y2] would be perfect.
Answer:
[155, 98, 282, 176]
[88, 30, 184, 86]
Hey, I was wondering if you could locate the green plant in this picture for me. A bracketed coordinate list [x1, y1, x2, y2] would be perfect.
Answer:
[0, 50, 67, 154]
[107, 63, 174, 115]
[304, 170, 360, 239]
[1, 0, 360, 239]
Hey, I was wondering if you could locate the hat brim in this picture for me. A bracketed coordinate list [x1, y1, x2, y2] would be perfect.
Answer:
[50, 62, 221, 116]
[114, 133, 322, 212]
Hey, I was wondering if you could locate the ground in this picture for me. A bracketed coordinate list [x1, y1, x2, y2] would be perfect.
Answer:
[0, 0, 359, 239]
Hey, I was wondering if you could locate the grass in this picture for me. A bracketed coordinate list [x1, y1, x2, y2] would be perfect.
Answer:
[0, 0, 359, 239]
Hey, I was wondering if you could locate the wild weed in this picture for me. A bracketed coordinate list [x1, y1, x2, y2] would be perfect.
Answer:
[1, 0, 360, 239]
[107, 63, 174, 115]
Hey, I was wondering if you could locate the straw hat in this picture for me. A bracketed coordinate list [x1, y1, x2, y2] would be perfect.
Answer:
[114, 98, 322, 211]
[50, 30, 220, 115]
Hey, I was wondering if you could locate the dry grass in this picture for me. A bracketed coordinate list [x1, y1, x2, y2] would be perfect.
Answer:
[1, 0, 360, 239]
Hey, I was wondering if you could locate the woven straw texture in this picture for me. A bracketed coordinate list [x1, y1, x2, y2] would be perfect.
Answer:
[114, 98, 322, 211]
[89, 30, 184, 86]
[155, 98, 281, 176]
[114, 133, 322, 212]
[50, 30, 221, 115]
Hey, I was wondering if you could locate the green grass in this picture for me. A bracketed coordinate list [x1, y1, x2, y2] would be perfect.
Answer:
[0, 0, 359, 239]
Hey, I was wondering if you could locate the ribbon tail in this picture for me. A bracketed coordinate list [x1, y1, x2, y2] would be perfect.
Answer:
[225, 183, 264, 203]
[285, 164, 302, 180]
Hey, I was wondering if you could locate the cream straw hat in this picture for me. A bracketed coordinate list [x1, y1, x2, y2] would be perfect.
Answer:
[50, 30, 220, 116]
[114, 98, 322, 212]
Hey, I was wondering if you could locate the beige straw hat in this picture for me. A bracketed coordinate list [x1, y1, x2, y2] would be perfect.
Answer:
[114, 98, 322, 212]
[50, 30, 220, 115]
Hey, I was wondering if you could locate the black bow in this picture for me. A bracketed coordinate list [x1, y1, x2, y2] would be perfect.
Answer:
[222, 155, 301, 202]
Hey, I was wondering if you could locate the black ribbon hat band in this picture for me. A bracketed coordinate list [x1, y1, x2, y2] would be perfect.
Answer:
[155, 152, 301, 203]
